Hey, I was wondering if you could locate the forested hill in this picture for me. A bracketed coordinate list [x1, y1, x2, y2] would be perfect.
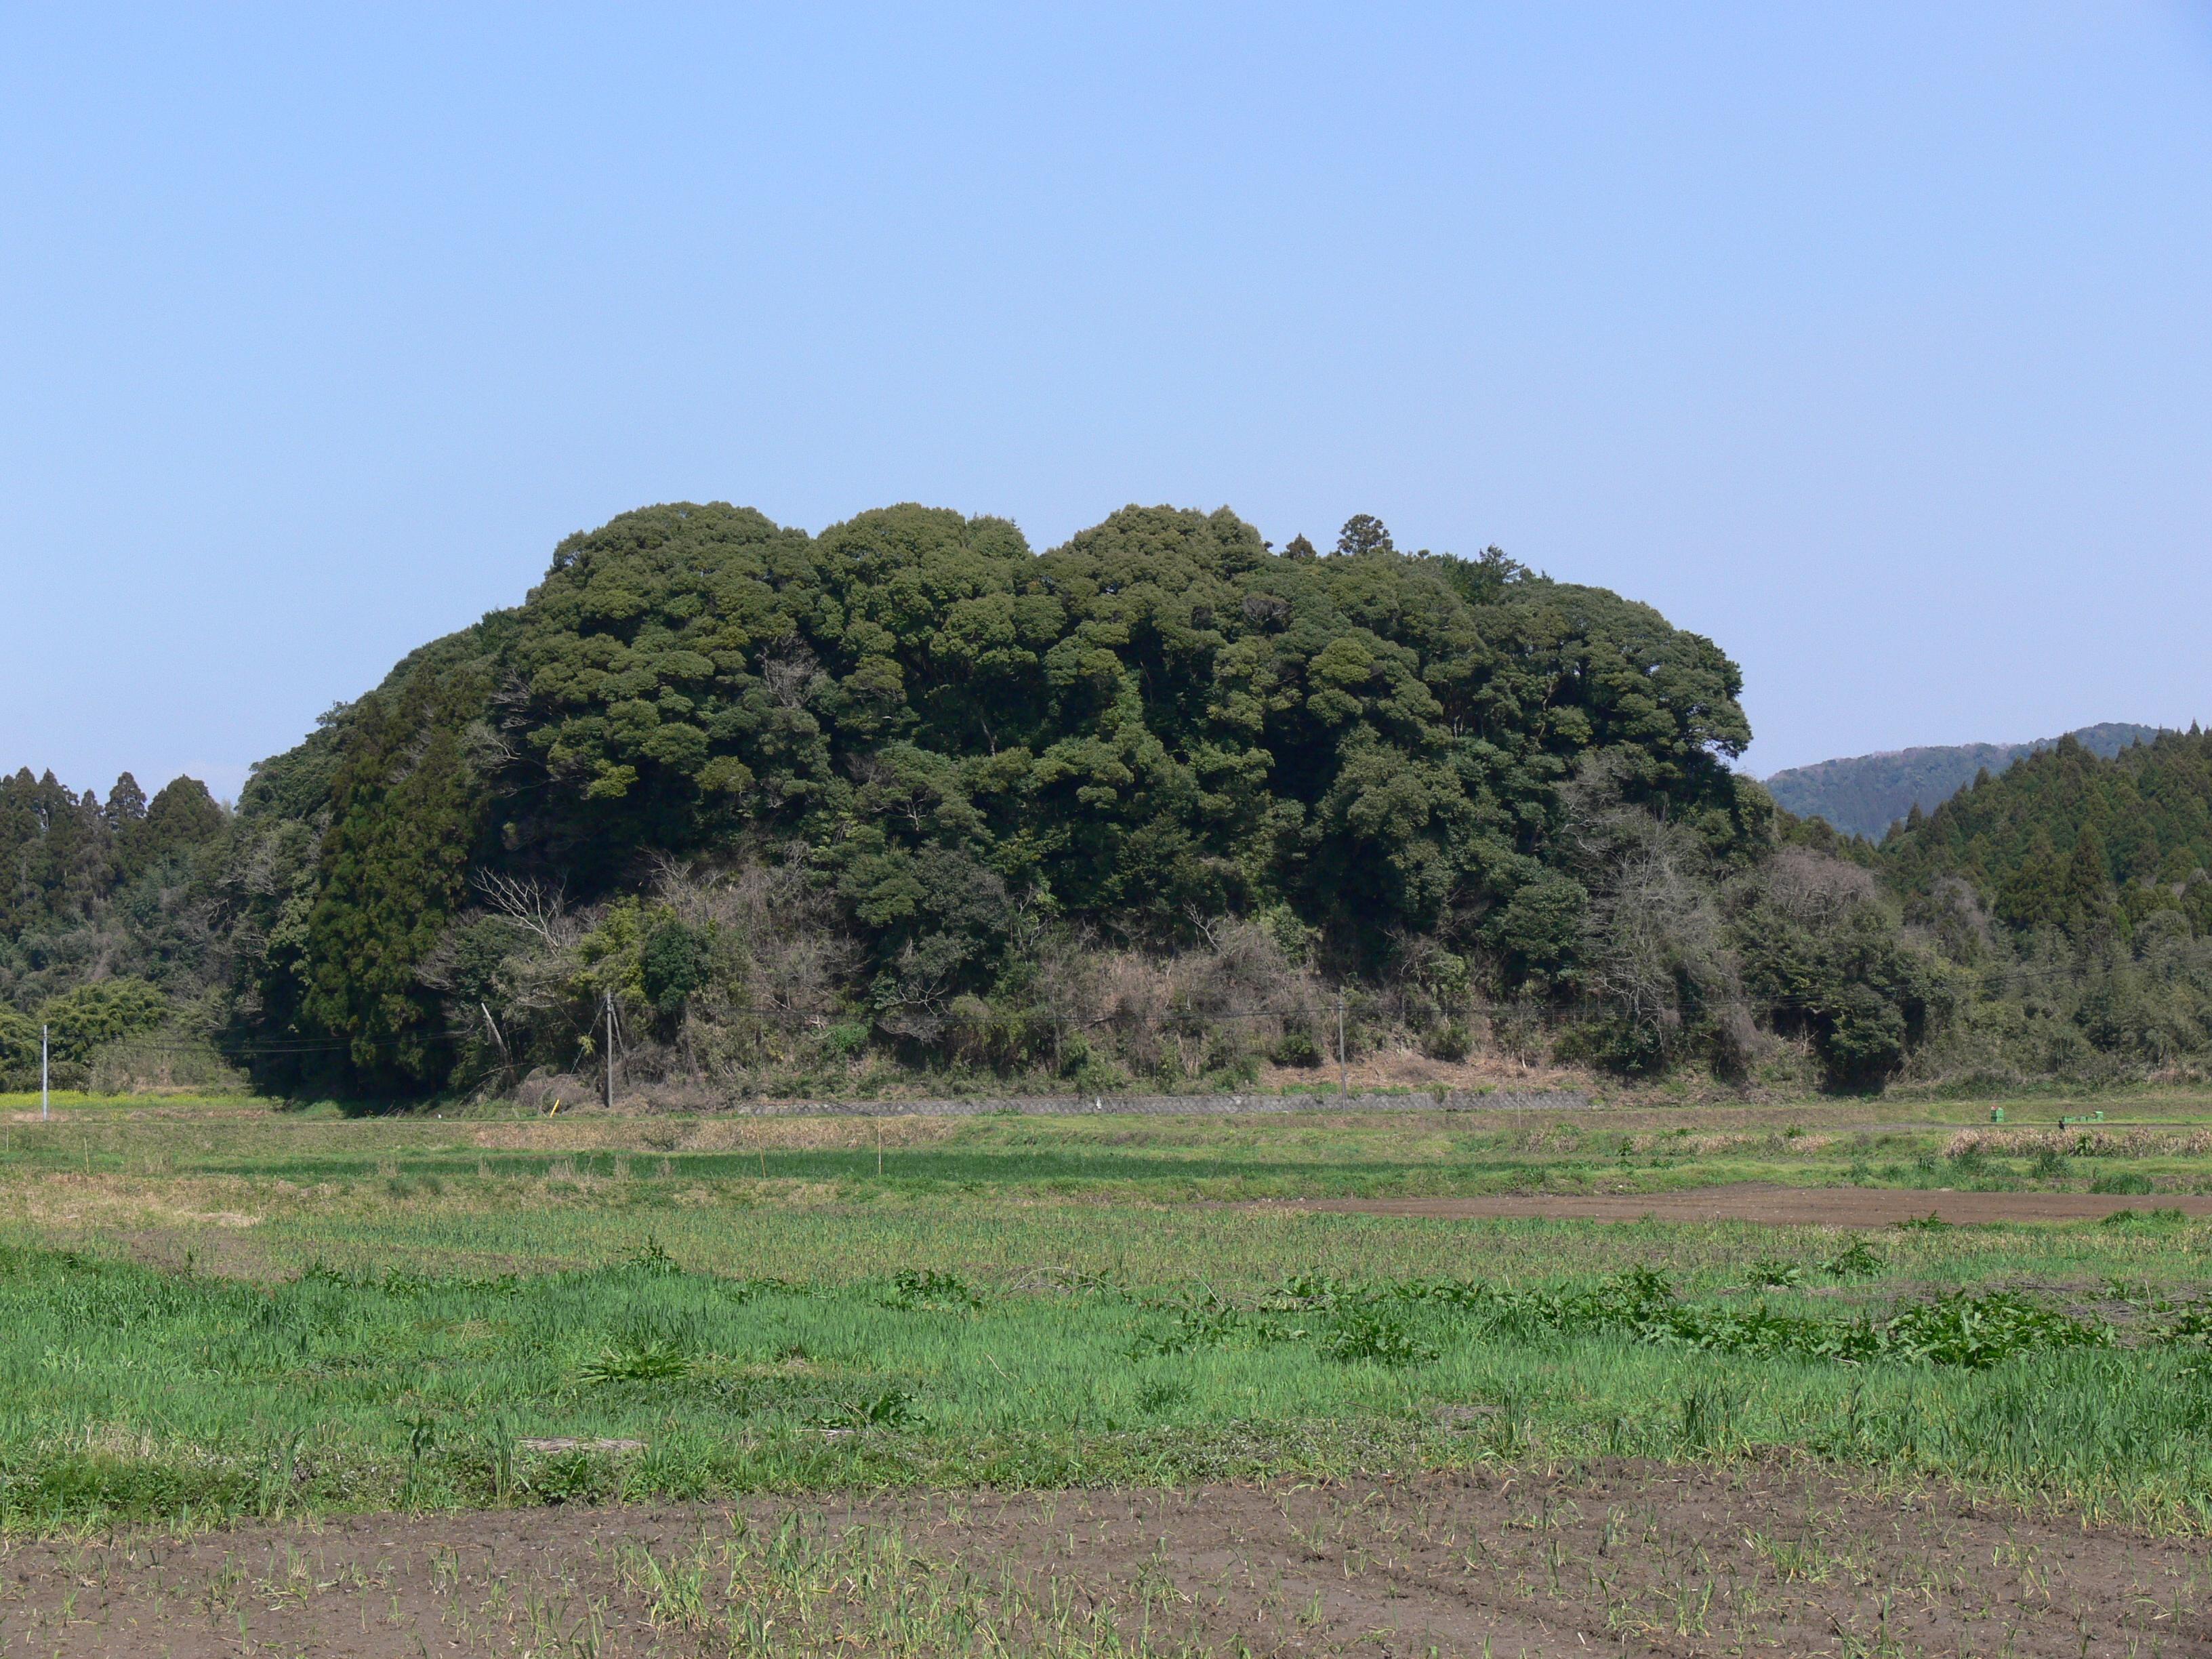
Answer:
[1763, 723, 2163, 840]
[1880, 727, 2212, 937]
[9, 499, 2211, 1103]
[220, 501, 1759, 1090]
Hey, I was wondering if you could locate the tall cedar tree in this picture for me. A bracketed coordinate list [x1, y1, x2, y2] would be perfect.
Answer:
[295, 670, 486, 1088]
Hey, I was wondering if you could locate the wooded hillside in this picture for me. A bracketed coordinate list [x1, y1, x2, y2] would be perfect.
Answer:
[1763, 723, 2163, 840]
[5, 501, 2208, 1100]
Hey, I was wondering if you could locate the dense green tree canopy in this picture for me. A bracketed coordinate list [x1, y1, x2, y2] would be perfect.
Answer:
[197, 499, 1756, 1090]
[481, 500, 1753, 920]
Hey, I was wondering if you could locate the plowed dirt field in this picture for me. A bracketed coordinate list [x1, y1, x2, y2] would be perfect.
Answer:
[5, 1462, 2206, 1656]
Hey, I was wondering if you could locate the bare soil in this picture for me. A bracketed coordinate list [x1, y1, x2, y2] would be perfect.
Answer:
[1282, 1181, 2212, 1227]
[3, 1461, 2206, 1656]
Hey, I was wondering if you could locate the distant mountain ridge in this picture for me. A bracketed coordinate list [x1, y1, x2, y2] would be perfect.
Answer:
[1763, 722, 2167, 840]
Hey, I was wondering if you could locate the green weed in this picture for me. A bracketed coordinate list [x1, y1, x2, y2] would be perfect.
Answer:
[575, 1338, 691, 1385]
[1325, 1307, 1437, 1367]
[1822, 1240, 1884, 1279]
[2100, 1206, 2186, 1227]
[628, 1235, 681, 1275]
[886, 1269, 981, 1310]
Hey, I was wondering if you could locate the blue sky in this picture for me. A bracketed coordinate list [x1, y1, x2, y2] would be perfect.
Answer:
[4, 3, 2208, 798]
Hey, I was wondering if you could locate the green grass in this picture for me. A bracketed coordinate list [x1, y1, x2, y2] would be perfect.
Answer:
[4, 1235, 2212, 1536]
[8, 1095, 2212, 1206]
[0, 1090, 262, 1112]
[223, 1201, 2212, 1298]
[2, 1093, 2211, 1538]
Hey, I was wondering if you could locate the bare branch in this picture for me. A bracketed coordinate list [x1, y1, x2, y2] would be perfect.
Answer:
[471, 869, 572, 947]
[1182, 903, 1223, 951]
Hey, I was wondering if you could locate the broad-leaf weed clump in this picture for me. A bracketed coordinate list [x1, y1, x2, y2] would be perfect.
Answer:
[1132, 1286, 1269, 1355]
[1324, 1307, 1438, 1367]
[886, 1269, 981, 1311]
[1821, 1239, 1885, 1279]
[817, 1389, 916, 1431]
[1145, 1264, 2112, 1372]
[627, 1235, 682, 1275]
[576, 1338, 691, 1386]
[1274, 1268, 2113, 1370]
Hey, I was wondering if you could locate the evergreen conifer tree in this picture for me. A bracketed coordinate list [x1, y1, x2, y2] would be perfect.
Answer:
[295, 670, 485, 1090]
[2062, 825, 2114, 942]
[104, 772, 147, 830]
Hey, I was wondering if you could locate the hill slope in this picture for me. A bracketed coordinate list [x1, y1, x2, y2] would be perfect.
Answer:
[1764, 723, 2164, 839]
[1880, 727, 2212, 933]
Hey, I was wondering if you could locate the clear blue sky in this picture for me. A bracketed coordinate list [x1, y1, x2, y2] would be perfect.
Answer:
[5, 3, 2208, 799]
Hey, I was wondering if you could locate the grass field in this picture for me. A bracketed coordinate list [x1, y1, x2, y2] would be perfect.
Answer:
[1, 1087, 2211, 1566]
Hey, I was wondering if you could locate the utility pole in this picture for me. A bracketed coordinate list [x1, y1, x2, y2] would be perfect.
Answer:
[1336, 994, 1347, 1100]
[480, 1002, 511, 1076]
[40, 1024, 49, 1120]
[603, 990, 616, 1111]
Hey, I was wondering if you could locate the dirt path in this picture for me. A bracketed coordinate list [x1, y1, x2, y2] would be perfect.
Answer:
[1280, 1181, 2212, 1225]
[0, 1462, 2205, 1656]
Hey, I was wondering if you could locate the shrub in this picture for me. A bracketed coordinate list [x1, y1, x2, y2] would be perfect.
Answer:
[31, 979, 169, 1064]
[1420, 1020, 1473, 1062]
[1559, 1015, 1671, 1077]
